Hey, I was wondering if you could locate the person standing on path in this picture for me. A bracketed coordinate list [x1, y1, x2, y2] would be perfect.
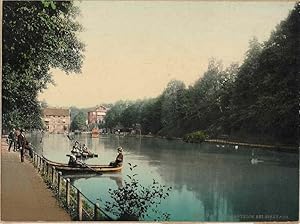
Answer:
[8, 129, 16, 152]
[16, 128, 26, 162]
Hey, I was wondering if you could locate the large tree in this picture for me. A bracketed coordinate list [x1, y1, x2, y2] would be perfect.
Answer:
[100, 3, 299, 145]
[229, 3, 299, 144]
[2, 0, 85, 130]
[140, 97, 162, 134]
[160, 80, 186, 128]
[70, 111, 86, 131]
[184, 59, 225, 133]
[104, 101, 129, 130]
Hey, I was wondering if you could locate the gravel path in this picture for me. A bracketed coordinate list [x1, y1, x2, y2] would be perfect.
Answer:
[1, 139, 71, 221]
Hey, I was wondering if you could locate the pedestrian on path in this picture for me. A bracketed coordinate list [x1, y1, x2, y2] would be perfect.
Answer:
[8, 129, 16, 152]
[16, 128, 26, 162]
[24, 139, 33, 158]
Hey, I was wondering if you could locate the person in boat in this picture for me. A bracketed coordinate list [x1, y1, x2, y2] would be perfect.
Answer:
[82, 144, 93, 156]
[68, 154, 76, 166]
[68, 154, 83, 167]
[109, 147, 123, 167]
[71, 145, 80, 154]
[71, 141, 82, 154]
[74, 141, 81, 149]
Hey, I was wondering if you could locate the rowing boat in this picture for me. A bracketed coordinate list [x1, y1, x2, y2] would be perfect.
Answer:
[70, 152, 98, 158]
[42, 157, 122, 174]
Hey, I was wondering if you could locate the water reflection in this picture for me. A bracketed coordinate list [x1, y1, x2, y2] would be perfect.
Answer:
[64, 173, 123, 188]
[27, 133, 299, 221]
[136, 138, 298, 221]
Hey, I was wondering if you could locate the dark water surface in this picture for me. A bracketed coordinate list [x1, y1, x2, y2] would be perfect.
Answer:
[28, 133, 299, 221]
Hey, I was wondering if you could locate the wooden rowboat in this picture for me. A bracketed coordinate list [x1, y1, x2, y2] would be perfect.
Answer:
[70, 152, 98, 158]
[42, 157, 122, 174]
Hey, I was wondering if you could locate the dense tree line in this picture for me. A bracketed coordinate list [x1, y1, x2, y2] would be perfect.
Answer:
[104, 3, 299, 146]
[69, 103, 113, 131]
[70, 111, 86, 131]
[2, 0, 84, 131]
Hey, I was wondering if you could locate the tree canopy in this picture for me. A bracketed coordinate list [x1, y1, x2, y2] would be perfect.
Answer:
[2, 0, 85, 130]
[103, 3, 299, 146]
[70, 111, 86, 131]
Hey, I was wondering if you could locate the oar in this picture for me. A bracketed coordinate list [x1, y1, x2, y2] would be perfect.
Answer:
[77, 161, 103, 175]
[66, 133, 74, 141]
[66, 154, 102, 174]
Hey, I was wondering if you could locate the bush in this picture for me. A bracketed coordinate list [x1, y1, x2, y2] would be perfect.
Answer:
[104, 163, 172, 221]
[183, 131, 207, 143]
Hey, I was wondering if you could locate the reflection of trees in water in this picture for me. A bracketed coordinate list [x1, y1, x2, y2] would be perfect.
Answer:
[32, 134, 298, 221]
[137, 139, 299, 221]
[109, 175, 123, 188]
[27, 132, 44, 154]
[102, 136, 143, 153]
[67, 174, 123, 188]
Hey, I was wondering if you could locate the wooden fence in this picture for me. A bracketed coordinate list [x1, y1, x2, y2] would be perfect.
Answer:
[31, 151, 113, 221]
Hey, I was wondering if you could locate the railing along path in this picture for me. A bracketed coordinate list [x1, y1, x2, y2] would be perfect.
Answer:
[31, 151, 113, 221]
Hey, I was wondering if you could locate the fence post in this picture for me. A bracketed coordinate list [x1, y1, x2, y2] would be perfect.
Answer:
[57, 171, 62, 196]
[33, 154, 36, 167]
[40, 158, 44, 173]
[94, 202, 100, 221]
[36, 155, 39, 169]
[38, 156, 42, 172]
[45, 162, 49, 176]
[52, 166, 55, 184]
[35, 153, 37, 167]
[66, 178, 70, 206]
[77, 189, 82, 221]
[41, 158, 44, 173]
[35, 154, 38, 168]
[43, 160, 47, 175]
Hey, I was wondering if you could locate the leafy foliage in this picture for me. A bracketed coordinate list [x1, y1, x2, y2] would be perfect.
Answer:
[228, 4, 300, 143]
[104, 164, 172, 221]
[104, 101, 129, 130]
[183, 131, 207, 143]
[160, 80, 186, 128]
[2, 0, 84, 131]
[140, 97, 163, 134]
[103, 3, 299, 146]
[70, 112, 86, 131]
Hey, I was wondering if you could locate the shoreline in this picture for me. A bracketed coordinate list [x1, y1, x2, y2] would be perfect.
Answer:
[110, 133, 298, 152]
[12, 132, 298, 152]
[204, 139, 298, 151]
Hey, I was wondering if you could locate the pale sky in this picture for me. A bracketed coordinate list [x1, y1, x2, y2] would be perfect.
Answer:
[38, 1, 295, 108]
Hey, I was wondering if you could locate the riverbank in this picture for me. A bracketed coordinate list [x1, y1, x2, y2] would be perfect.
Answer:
[205, 139, 298, 152]
[118, 133, 298, 152]
[1, 138, 71, 221]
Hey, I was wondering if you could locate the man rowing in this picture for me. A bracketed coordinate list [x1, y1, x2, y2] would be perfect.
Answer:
[68, 154, 82, 167]
[71, 141, 82, 154]
[81, 144, 93, 156]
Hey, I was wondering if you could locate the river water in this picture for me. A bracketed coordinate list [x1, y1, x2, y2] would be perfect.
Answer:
[28, 133, 299, 221]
